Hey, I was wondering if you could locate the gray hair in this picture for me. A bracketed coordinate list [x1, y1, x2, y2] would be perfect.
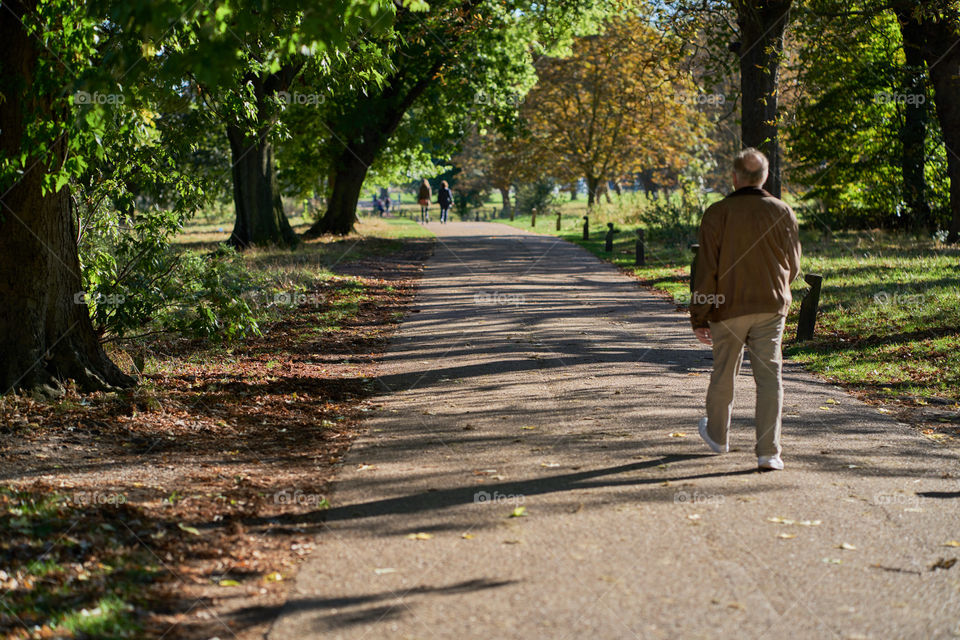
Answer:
[734, 148, 769, 186]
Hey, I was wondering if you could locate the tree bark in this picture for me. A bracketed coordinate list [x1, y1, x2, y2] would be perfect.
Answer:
[227, 124, 298, 248]
[304, 56, 445, 237]
[736, 0, 793, 198]
[0, 0, 133, 395]
[308, 146, 372, 236]
[916, 9, 960, 242]
[498, 186, 512, 216]
[586, 175, 600, 207]
[894, 6, 932, 231]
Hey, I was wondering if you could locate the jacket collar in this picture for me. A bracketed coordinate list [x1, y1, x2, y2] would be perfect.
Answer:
[727, 186, 773, 198]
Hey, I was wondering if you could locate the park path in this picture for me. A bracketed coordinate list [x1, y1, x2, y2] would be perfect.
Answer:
[269, 222, 959, 640]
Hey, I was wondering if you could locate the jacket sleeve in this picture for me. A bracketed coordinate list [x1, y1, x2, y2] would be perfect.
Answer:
[690, 205, 722, 329]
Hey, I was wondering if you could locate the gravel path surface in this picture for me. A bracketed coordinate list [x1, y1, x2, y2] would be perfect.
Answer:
[270, 222, 959, 640]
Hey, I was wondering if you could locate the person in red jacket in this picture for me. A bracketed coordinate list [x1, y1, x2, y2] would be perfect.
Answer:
[417, 179, 432, 223]
[690, 148, 802, 471]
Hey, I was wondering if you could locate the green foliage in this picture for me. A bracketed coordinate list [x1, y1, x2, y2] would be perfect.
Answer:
[786, 7, 950, 229]
[516, 179, 562, 216]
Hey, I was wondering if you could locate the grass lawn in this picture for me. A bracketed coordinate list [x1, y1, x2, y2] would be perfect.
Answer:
[494, 214, 960, 406]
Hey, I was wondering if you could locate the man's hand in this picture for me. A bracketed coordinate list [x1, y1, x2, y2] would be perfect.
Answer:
[694, 327, 712, 346]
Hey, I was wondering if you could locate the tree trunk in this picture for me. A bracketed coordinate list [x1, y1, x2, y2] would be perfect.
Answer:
[0, 0, 132, 395]
[498, 186, 512, 216]
[736, 0, 793, 198]
[227, 125, 297, 248]
[586, 175, 600, 208]
[894, 6, 932, 231]
[306, 147, 371, 236]
[918, 11, 960, 242]
[569, 184, 578, 200]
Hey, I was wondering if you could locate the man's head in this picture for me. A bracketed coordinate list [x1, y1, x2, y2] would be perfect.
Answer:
[733, 148, 769, 189]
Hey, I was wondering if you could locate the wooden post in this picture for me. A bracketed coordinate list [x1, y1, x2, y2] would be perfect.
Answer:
[556, 212, 562, 231]
[604, 222, 615, 252]
[635, 229, 645, 266]
[531, 208, 537, 227]
[796, 274, 823, 341]
[583, 215, 589, 240]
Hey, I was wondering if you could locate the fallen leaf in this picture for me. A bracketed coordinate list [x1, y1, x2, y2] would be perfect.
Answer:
[687, 514, 701, 520]
[838, 542, 857, 551]
[669, 432, 688, 438]
[407, 532, 433, 540]
[509, 506, 527, 518]
[521, 426, 537, 430]
[930, 558, 957, 571]
[822, 558, 842, 565]
[778, 533, 797, 539]
[218, 579, 241, 587]
[461, 533, 474, 539]
[178, 522, 202, 536]
[264, 572, 283, 583]
[943, 541, 960, 548]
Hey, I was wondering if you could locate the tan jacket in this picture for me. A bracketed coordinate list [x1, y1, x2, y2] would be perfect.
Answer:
[690, 187, 801, 329]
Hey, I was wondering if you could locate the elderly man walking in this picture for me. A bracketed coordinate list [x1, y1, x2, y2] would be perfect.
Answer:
[690, 148, 801, 471]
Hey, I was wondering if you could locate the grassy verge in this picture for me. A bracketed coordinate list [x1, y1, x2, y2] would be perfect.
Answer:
[493, 216, 960, 407]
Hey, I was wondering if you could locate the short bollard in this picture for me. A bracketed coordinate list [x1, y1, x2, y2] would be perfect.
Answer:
[556, 212, 562, 231]
[796, 273, 823, 341]
[475, 209, 480, 222]
[531, 208, 537, 227]
[635, 229, 645, 266]
[689, 243, 700, 293]
[605, 222, 615, 252]
[510, 208, 515, 222]
[583, 215, 589, 240]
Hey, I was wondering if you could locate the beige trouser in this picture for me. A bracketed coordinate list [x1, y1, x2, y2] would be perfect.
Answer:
[706, 312, 786, 457]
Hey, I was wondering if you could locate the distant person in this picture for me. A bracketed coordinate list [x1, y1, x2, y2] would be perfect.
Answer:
[437, 180, 453, 224]
[690, 148, 801, 471]
[384, 195, 392, 214]
[373, 196, 384, 216]
[417, 179, 432, 223]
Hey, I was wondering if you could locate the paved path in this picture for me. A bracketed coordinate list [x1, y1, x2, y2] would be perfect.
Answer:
[270, 222, 959, 640]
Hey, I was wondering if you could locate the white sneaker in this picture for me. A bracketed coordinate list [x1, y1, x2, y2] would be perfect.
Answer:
[698, 417, 728, 454]
[758, 455, 784, 471]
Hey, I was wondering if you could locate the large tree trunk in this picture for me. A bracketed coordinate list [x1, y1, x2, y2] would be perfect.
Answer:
[306, 147, 371, 236]
[895, 6, 932, 231]
[0, 0, 132, 395]
[304, 55, 446, 237]
[498, 186, 512, 216]
[227, 125, 297, 248]
[586, 175, 601, 208]
[736, 0, 792, 198]
[918, 11, 960, 242]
